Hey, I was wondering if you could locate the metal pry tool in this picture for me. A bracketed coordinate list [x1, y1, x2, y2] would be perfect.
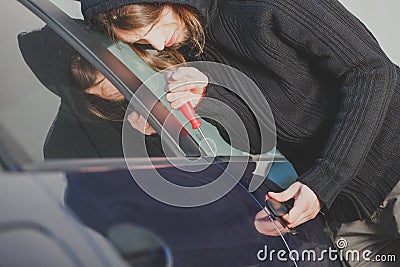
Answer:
[179, 101, 215, 157]
[265, 198, 298, 235]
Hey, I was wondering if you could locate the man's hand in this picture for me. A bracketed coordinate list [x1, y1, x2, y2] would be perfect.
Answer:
[267, 181, 321, 228]
[165, 67, 208, 109]
[254, 209, 291, 236]
[127, 111, 156, 135]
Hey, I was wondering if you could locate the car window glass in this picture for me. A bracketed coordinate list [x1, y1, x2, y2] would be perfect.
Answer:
[0, 1, 138, 164]
[0, 1, 59, 163]
[1, 0, 245, 166]
[3, 0, 169, 165]
[49, 0, 83, 19]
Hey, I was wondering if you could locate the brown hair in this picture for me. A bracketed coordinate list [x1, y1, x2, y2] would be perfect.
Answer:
[70, 54, 127, 121]
[89, 3, 205, 70]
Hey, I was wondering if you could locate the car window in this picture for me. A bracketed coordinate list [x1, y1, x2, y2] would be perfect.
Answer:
[1, 0, 171, 164]
[0, 0, 275, 167]
[0, 0, 287, 188]
[0, 1, 59, 163]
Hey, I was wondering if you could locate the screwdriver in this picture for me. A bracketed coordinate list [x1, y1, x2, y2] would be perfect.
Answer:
[179, 101, 215, 157]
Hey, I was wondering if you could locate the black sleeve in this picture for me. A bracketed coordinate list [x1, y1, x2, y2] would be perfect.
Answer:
[268, 0, 397, 209]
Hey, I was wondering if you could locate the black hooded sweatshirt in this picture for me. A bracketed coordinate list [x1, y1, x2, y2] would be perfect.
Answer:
[83, 0, 400, 223]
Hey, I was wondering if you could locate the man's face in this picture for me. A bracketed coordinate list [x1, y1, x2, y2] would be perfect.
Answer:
[114, 6, 187, 51]
[84, 72, 124, 101]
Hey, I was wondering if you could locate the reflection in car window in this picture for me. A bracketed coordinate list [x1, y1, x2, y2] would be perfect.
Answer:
[0, 1, 165, 163]
[0, 1, 58, 163]
[18, 25, 165, 160]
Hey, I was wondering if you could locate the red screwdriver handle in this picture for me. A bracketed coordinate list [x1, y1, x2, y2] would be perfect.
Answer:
[179, 102, 202, 130]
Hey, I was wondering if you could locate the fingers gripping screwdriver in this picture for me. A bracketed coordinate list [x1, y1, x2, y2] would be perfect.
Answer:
[179, 102, 215, 156]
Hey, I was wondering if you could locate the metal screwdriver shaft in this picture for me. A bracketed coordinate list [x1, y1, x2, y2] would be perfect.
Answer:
[197, 127, 215, 157]
[179, 102, 215, 157]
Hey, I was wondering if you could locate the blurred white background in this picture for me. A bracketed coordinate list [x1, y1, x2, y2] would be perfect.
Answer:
[339, 0, 400, 64]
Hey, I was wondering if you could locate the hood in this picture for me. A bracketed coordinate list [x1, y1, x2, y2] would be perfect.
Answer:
[81, 0, 217, 22]
[18, 25, 91, 118]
